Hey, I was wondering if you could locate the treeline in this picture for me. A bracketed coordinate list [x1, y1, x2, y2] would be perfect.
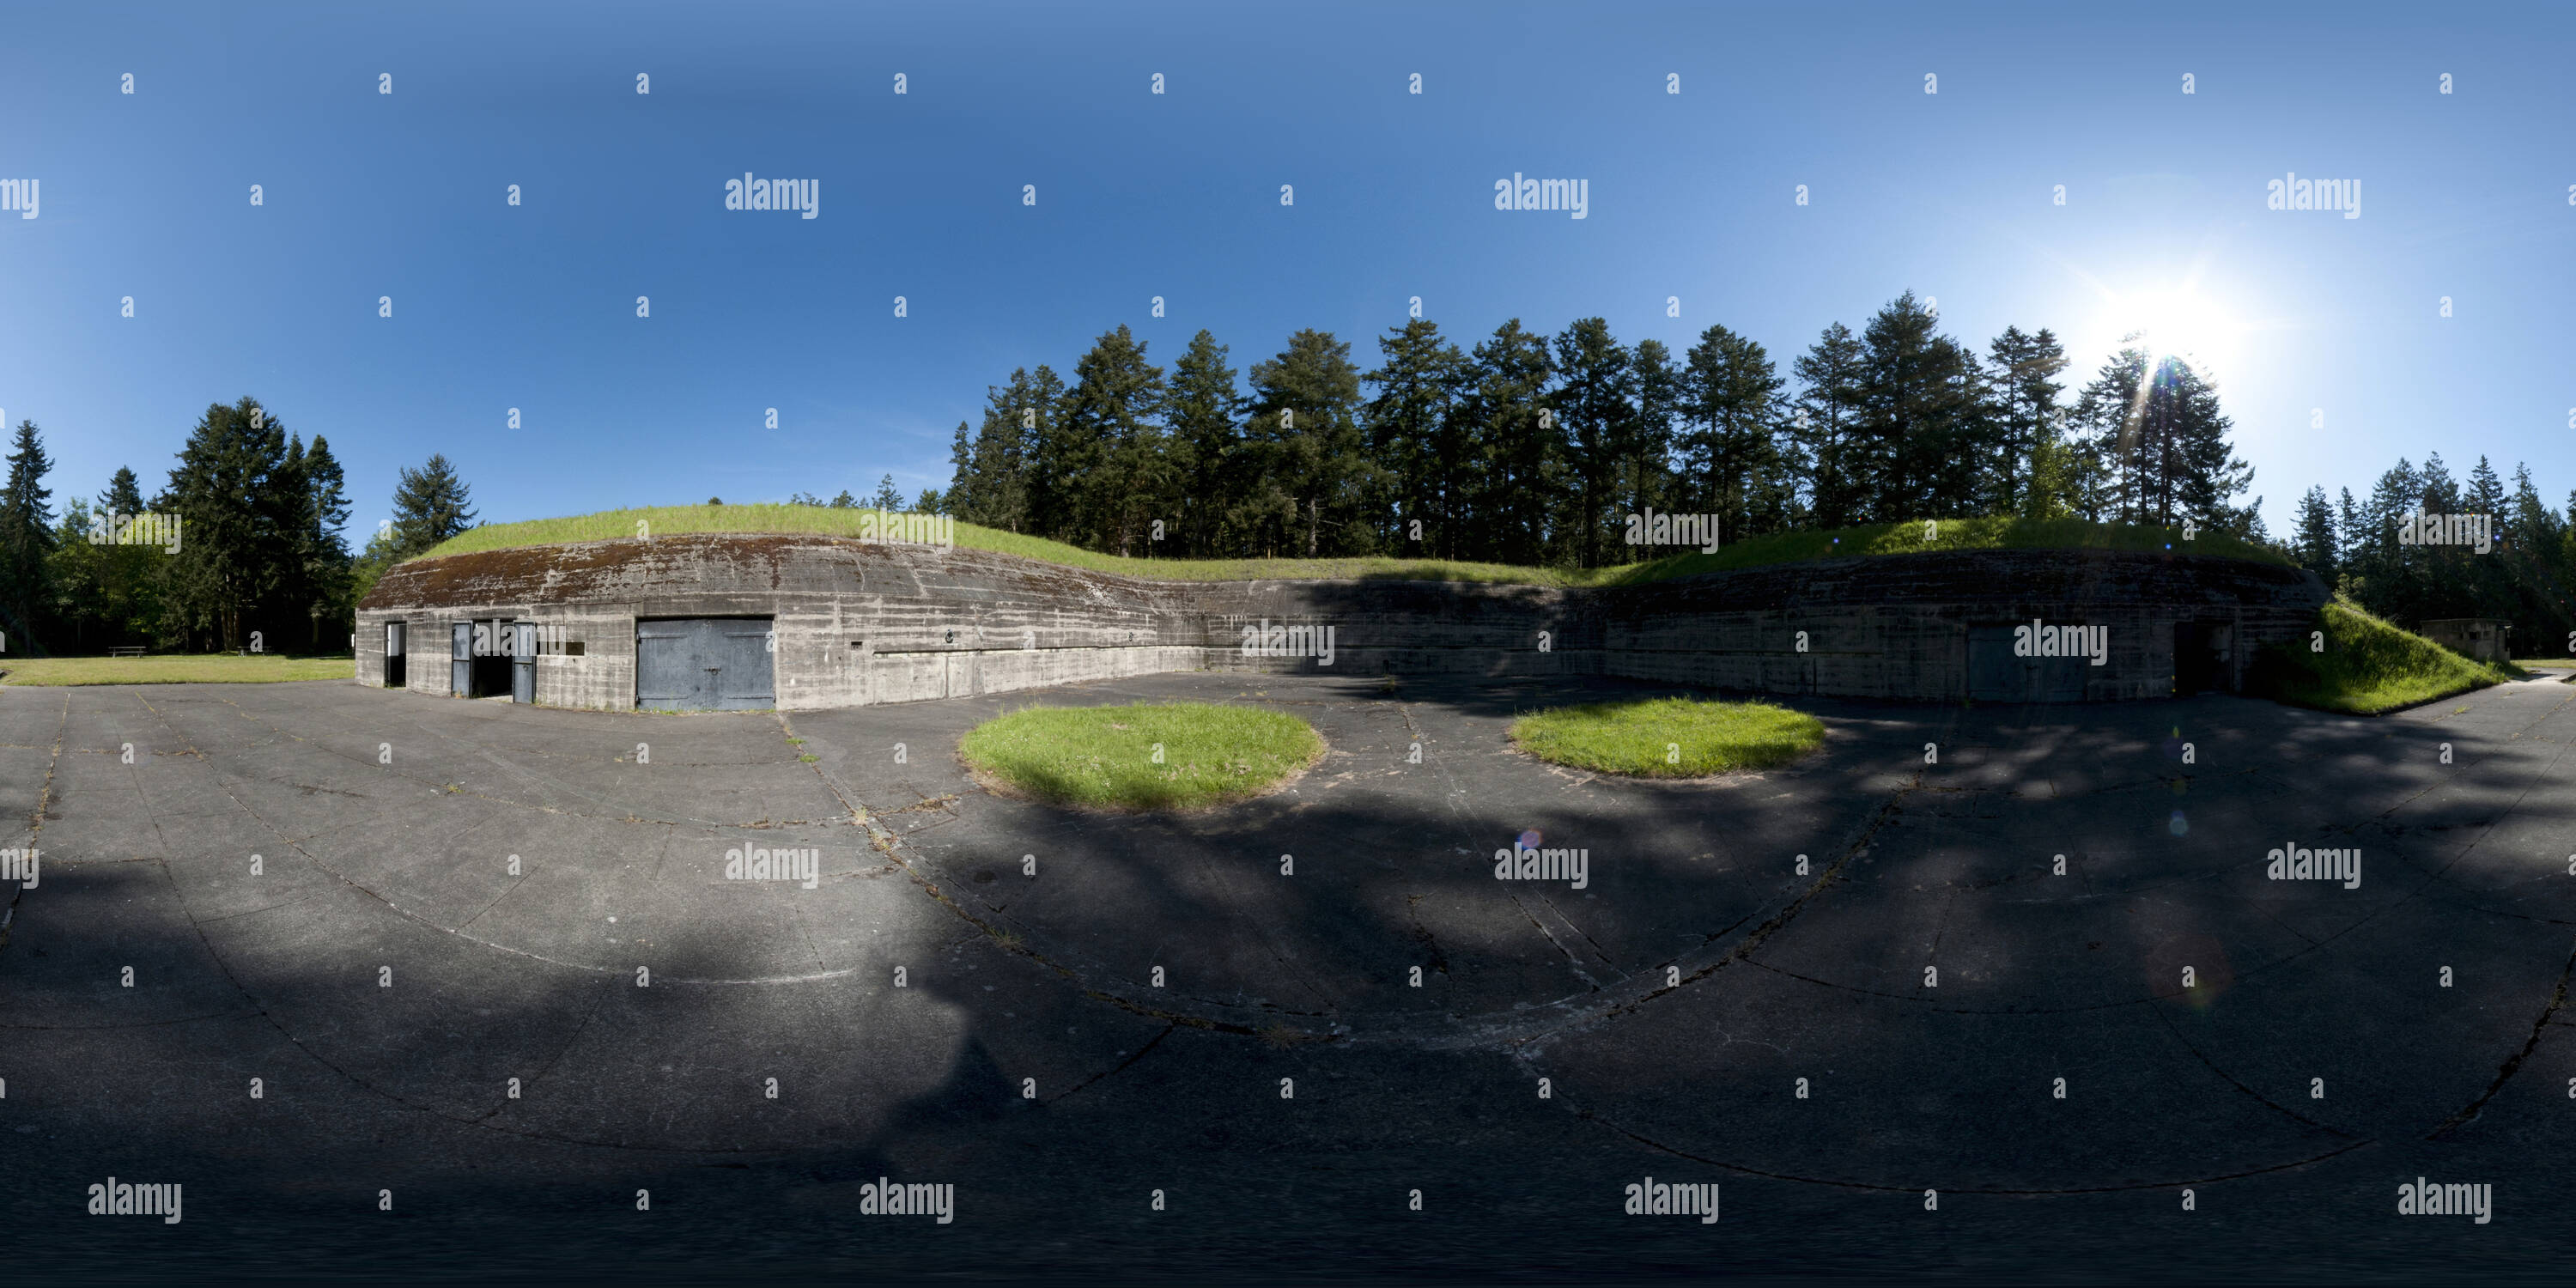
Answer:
[2290, 456, 2576, 654]
[0, 398, 477, 656]
[941, 291, 2265, 565]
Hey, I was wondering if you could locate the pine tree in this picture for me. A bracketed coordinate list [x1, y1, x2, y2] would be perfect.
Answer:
[389, 453, 478, 561]
[2165, 360, 2255, 533]
[1855, 293, 1993, 520]
[1015, 366, 1072, 539]
[942, 422, 976, 522]
[2335, 487, 2364, 572]
[1550, 318, 1635, 567]
[1166, 331, 1242, 557]
[165, 398, 295, 650]
[2418, 453, 2459, 514]
[1363, 319, 1465, 556]
[1059, 325, 1170, 554]
[871, 473, 903, 512]
[1, 419, 57, 652]
[1680, 324, 1783, 546]
[1790, 324, 1868, 529]
[1247, 330, 1366, 557]
[2073, 349, 2246, 530]
[2350, 458, 2423, 623]
[1985, 326, 2068, 513]
[100, 466, 146, 518]
[1455, 320, 1555, 565]
[2466, 456, 2506, 517]
[2292, 485, 2338, 583]
[271, 434, 313, 648]
[1625, 338, 1683, 531]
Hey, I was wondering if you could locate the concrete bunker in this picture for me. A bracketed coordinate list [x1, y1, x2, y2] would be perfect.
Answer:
[355, 534, 2328, 712]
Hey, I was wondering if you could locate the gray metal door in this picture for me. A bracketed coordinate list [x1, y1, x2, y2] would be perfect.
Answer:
[511, 621, 536, 704]
[636, 618, 775, 711]
[1968, 625, 2090, 703]
[451, 622, 472, 696]
[385, 621, 406, 689]
[716, 623, 775, 705]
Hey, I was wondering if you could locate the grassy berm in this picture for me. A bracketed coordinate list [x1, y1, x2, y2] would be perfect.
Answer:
[2249, 598, 2521, 715]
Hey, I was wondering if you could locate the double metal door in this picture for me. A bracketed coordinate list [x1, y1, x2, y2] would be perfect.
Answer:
[636, 619, 775, 710]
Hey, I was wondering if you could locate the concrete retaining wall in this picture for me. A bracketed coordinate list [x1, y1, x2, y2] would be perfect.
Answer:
[356, 534, 2328, 710]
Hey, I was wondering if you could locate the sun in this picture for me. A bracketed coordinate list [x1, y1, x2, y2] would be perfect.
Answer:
[2114, 287, 2243, 380]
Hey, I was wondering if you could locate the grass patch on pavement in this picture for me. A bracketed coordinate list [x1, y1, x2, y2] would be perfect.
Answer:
[957, 701, 1325, 811]
[2249, 598, 2518, 715]
[1509, 696, 1826, 777]
[0, 654, 355, 686]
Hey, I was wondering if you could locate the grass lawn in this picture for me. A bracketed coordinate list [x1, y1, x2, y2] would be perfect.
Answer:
[957, 701, 1325, 811]
[1510, 696, 1826, 777]
[416, 506, 2293, 586]
[0, 654, 355, 686]
[2249, 598, 2519, 715]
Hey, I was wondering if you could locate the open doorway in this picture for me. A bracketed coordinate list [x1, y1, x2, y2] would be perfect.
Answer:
[450, 620, 517, 698]
[384, 621, 406, 688]
[2174, 621, 2233, 695]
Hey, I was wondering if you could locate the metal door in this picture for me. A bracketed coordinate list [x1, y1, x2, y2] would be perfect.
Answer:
[1967, 625, 2020, 701]
[511, 621, 536, 704]
[636, 618, 775, 711]
[385, 621, 407, 689]
[716, 624, 775, 706]
[1969, 625, 2089, 703]
[451, 622, 472, 696]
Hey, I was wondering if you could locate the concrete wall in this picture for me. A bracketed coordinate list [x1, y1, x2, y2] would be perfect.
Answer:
[357, 534, 2329, 710]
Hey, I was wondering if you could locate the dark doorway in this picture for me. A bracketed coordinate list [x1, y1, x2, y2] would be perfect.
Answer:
[2174, 622, 2232, 695]
[452, 620, 516, 698]
[384, 622, 406, 689]
[637, 618, 775, 711]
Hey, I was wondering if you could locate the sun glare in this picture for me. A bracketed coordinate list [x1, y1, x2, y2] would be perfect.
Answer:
[2116, 288, 2242, 380]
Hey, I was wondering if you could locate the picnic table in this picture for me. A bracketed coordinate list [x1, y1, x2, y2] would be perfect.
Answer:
[108, 646, 146, 658]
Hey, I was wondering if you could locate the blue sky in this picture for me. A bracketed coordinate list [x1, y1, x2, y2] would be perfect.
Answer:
[3, 1, 2570, 538]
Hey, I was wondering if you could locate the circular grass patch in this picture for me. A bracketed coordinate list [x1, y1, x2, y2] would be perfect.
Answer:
[957, 701, 1326, 811]
[1509, 696, 1824, 777]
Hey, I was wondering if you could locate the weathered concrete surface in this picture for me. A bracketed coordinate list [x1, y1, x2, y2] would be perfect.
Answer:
[3, 668, 2572, 1280]
[357, 536, 2330, 712]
